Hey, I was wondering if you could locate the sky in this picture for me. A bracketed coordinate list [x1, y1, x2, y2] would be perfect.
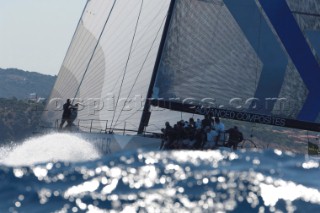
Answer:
[0, 0, 87, 76]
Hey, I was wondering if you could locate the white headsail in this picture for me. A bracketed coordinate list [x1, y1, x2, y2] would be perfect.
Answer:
[44, 0, 320, 133]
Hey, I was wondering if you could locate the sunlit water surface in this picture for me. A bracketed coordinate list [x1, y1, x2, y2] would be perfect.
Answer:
[0, 133, 319, 212]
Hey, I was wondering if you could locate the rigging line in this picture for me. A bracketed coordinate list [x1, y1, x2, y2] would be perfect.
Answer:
[206, 2, 223, 91]
[291, 11, 320, 17]
[46, 0, 89, 103]
[71, 0, 118, 104]
[256, 6, 263, 89]
[70, 1, 142, 72]
[109, 3, 169, 94]
[112, 15, 167, 128]
[138, 0, 177, 134]
[109, 0, 145, 131]
[65, 3, 108, 73]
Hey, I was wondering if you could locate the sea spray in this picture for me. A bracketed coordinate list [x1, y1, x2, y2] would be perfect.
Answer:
[0, 133, 101, 166]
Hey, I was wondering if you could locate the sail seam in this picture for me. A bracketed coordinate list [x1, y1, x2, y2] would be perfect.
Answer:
[112, 15, 168, 128]
[72, 0, 118, 103]
[109, 0, 145, 131]
[44, 0, 89, 112]
[137, 0, 177, 134]
[109, 3, 169, 94]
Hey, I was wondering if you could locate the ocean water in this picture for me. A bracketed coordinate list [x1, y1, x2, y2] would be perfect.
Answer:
[0, 133, 319, 213]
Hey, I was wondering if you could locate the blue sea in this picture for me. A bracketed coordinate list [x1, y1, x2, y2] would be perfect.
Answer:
[0, 133, 319, 213]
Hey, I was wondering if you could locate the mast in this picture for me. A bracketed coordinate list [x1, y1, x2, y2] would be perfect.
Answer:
[137, 0, 177, 134]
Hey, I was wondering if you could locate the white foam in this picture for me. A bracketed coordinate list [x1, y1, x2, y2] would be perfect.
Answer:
[0, 133, 101, 166]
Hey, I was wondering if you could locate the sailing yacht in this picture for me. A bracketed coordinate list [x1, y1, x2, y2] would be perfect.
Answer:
[42, 0, 320, 154]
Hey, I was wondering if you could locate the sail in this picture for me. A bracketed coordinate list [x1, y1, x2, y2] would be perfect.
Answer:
[44, 0, 320, 133]
[43, 0, 173, 132]
[151, 0, 320, 131]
